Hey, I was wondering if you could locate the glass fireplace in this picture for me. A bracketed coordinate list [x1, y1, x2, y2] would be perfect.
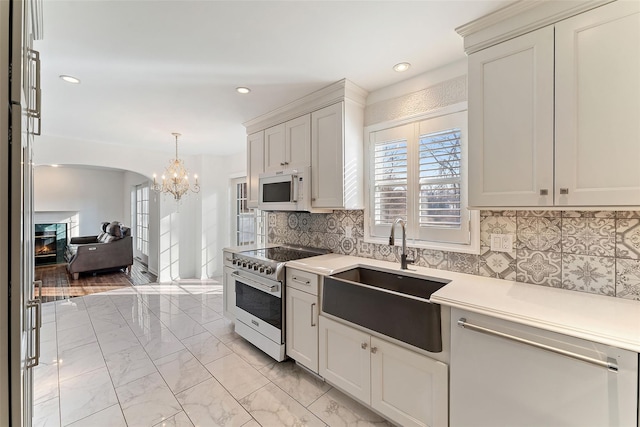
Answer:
[35, 223, 67, 265]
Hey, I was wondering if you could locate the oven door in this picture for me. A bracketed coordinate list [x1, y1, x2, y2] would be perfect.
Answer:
[232, 271, 283, 344]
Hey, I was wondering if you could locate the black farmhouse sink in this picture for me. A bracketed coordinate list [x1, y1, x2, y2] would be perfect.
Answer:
[322, 266, 449, 352]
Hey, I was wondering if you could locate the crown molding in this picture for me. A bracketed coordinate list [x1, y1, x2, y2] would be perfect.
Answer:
[456, 0, 616, 54]
[243, 79, 368, 135]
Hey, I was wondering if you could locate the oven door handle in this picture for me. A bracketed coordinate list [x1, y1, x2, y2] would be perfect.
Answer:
[231, 272, 278, 293]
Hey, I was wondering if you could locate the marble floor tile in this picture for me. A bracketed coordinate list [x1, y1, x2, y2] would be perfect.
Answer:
[202, 317, 241, 343]
[33, 362, 60, 405]
[180, 332, 233, 365]
[181, 304, 222, 324]
[205, 353, 270, 400]
[152, 411, 195, 427]
[154, 349, 212, 394]
[59, 367, 118, 426]
[56, 324, 97, 352]
[33, 396, 60, 427]
[66, 404, 127, 427]
[176, 377, 252, 427]
[308, 388, 394, 427]
[58, 341, 106, 382]
[104, 344, 157, 388]
[226, 338, 276, 370]
[41, 302, 57, 324]
[260, 360, 332, 407]
[34, 280, 400, 427]
[161, 313, 207, 340]
[95, 324, 140, 356]
[240, 382, 325, 427]
[116, 372, 182, 426]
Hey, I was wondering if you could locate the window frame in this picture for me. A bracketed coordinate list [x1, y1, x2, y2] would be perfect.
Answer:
[230, 177, 266, 246]
[364, 103, 480, 254]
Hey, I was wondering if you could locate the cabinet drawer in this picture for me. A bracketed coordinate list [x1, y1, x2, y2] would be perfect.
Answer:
[286, 268, 319, 295]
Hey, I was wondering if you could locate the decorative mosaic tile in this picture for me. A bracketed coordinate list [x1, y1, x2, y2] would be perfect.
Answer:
[516, 250, 562, 288]
[287, 214, 299, 230]
[356, 240, 375, 258]
[516, 217, 562, 252]
[308, 215, 328, 233]
[480, 210, 517, 218]
[297, 232, 311, 248]
[562, 218, 615, 257]
[308, 232, 326, 249]
[374, 244, 396, 262]
[480, 216, 516, 249]
[561, 211, 615, 218]
[479, 248, 516, 280]
[338, 236, 357, 255]
[561, 254, 615, 296]
[447, 253, 479, 275]
[324, 234, 340, 252]
[517, 210, 561, 218]
[268, 213, 277, 228]
[420, 250, 448, 270]
[616, 218, 640, 260]
[325, 215, 339, 233]
[615, 259, 640, 301]
[616, 211, 640, 219]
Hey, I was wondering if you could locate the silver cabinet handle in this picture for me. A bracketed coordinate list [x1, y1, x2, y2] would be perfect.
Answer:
[539, 189, 548, 196]
[371, 346, 378, 354]
[560, 188, 569, 195]
[231, 272, 277, 293]
[361, 342, 368, 350]
[457, 318, 618, 372]
[27, 49, 42, 136]
[291, 276, 310, 286]
[310, 303, 316, 327]
[26, 298, 42, 369]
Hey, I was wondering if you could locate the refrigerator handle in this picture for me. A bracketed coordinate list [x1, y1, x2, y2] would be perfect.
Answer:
[27, 49, 41, 136]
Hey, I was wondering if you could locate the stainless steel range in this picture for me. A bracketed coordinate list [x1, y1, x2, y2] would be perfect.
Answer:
[230, 245, 329, 361]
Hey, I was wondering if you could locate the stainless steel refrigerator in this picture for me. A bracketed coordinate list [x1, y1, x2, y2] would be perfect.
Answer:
[1, 0, 43, 425]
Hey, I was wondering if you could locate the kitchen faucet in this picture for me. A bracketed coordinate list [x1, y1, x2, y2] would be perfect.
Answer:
[389, 218, 415, 270]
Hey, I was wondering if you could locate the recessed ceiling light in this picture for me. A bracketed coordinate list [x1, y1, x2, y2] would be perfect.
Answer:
[236, 87, 251, 94]
[59, 75, 81, 84]
[51, 164, 59, 167]
[393, 62, 411, 72]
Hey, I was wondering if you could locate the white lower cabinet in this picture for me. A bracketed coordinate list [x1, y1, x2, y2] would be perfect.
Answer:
[319, 315, 448, 427]
[222, 251, 235, 320]
[285, 287, 318, 373]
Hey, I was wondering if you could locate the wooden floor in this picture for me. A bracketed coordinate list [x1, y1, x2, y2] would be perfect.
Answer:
[34, 259, 157, 303]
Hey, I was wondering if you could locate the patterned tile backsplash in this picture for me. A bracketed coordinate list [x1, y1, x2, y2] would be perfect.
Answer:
[267, 210, 640, 301]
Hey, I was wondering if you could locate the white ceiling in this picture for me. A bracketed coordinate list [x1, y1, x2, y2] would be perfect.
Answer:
[35, 0, 514, 157]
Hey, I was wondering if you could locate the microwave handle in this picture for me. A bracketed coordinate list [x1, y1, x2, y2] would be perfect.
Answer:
[291, 175, 299, 202]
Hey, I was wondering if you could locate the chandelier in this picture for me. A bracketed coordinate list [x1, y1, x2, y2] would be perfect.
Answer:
[152, 132, 200, 201]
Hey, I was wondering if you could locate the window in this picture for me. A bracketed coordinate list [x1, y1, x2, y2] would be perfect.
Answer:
[367, 110, 477, 252]
[134, 183, 149, 257]
[232, 178, 266, 246]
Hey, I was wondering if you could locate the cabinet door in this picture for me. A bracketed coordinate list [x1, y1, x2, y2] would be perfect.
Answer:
[311, 102, 344, 208]
[247, 131, 264, 208]
[555, 1, 640, 206]
[264, 123, 286, 172]
[468, 26, 554, 207]
[370, 337, 448, 427]
[223, 266, 236, 320]
[285, 114, 311, 170]
[285, 287, 318, 373]
[319, 315, 371, 404]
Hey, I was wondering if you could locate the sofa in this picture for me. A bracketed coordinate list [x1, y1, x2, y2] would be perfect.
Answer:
[65, 221, 134, 280]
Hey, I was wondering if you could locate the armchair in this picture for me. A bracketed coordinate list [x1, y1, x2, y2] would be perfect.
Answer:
[65, 221, 134, 280]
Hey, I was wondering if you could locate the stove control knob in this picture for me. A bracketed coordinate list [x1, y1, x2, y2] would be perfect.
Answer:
[232, 259, 238, 265]
[264, 267, 273, 275]
[252, 264, 259, 271]
[241, 261, 248, 268]
[258, 267, 265, 273]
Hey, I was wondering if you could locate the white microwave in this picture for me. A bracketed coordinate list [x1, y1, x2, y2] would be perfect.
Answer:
[258, 167, 313, 212]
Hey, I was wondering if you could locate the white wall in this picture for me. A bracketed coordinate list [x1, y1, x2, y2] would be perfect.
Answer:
[34, 166, 126, 235]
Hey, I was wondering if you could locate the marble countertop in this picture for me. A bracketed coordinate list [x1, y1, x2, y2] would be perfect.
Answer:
[222, 243, 280, 253]
[287, 254, 640, 353]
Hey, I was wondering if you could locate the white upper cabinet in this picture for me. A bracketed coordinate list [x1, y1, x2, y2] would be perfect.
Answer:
[311, 101, 364, 209]
[555, 1, 640, 206]
[244, 79, 367, 211]
[466, 0, 640, 207]
[247, 131, 264, 208]
[469, 27, 554, 207]
[264, 114, 311, 173]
